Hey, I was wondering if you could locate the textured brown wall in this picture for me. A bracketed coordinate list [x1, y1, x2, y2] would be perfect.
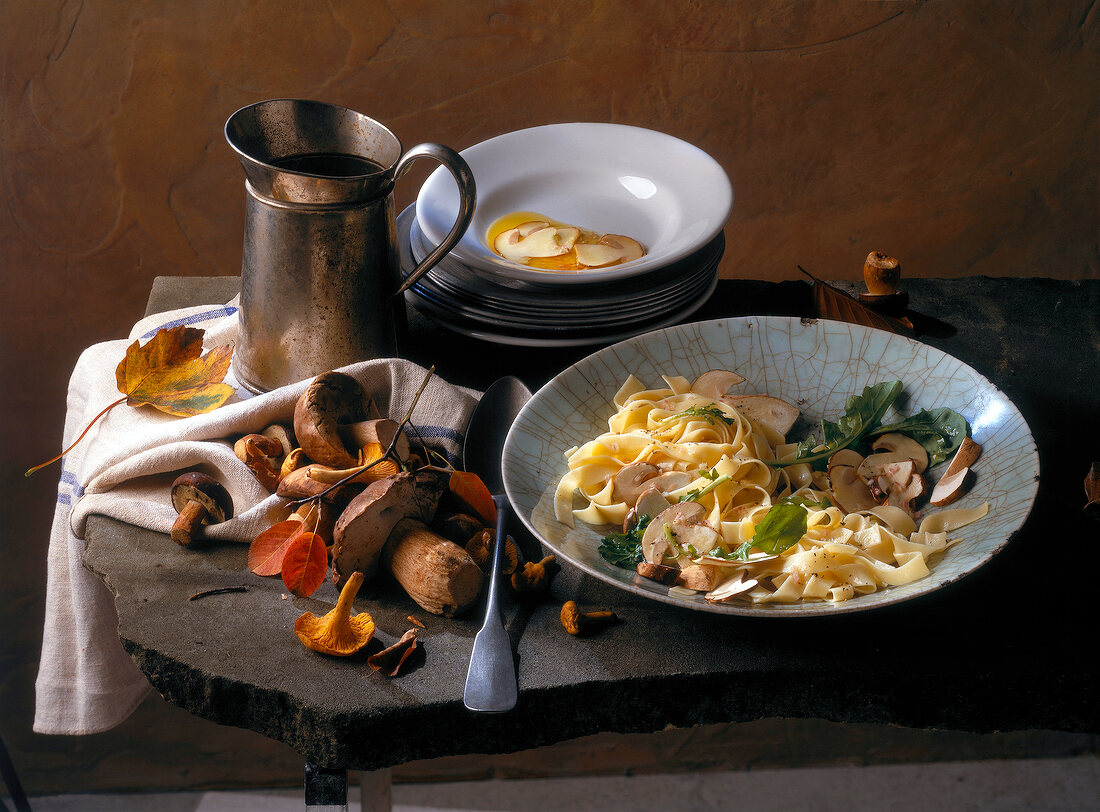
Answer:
[2, 0, 1096, 796]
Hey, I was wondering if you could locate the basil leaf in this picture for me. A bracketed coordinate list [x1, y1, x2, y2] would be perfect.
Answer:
[871, 406, 969, 467]
[731, 500, 808, 560]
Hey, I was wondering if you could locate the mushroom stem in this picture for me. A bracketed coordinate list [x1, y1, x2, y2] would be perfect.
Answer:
[171, 500, 208, 546]
[560, 600, 619, 635]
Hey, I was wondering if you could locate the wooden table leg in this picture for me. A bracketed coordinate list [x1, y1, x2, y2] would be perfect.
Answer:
[359, 768, 393, 812]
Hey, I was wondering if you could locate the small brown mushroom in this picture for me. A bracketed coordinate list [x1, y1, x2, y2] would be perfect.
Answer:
[511, 554, 560, 595]
[280, 448, 309, 480]
[261, 423, 296, 457]
[170, 472, 233, 547]
[293, 371, 374, 469]
[465, 529, 520, 575]
[560, 600, 618, 635]
[623, 486, 672, 533]
[432, 512, 486, 545]
[640, 502, 716, 563]
[234, 433, 283, 491]
[863, 251, 901, 295]
[294, 571, 375, 656]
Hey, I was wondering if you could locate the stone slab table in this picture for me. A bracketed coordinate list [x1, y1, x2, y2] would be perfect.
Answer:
[83, 276, 1100, 803]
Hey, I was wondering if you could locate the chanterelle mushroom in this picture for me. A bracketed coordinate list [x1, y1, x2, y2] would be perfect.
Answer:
[170, 472, 233, 547]
[294, 571, 375, 656]
[293, 371, 373, 468]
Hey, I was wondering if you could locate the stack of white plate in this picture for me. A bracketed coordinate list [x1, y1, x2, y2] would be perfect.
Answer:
[398, 207, 723, 348]
[402, 123, 733, 348]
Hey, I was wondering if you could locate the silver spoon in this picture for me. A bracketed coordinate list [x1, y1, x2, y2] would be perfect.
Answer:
[461, 375, 531, 712]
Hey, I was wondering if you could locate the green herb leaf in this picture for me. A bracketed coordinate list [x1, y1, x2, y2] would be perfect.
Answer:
[870, 407, 969, 467]
[662, 403, 734, 426]
[598, 514, 652, 569]
[731, 498, 809, 560]
[769, 381, 903, 469]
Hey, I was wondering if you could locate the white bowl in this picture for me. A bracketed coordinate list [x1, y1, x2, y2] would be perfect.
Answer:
[502, 317, 1039, 617]
[415, 123, 732, 285]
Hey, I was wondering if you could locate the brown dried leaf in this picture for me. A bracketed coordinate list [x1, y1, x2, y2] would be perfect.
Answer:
[1085, 462, 1100, 515]
[800, 267, 914, 336]
[367, 629, 419, 676]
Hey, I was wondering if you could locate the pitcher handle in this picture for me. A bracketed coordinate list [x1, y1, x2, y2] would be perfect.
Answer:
[392, 143, 476, 295]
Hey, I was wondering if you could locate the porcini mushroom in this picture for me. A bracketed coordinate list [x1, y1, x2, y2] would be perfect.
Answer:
[611, 462, 660, 506]
[170, 472, 233, 547]
[293, 371, 373, 468]
[870, 433, 929, 474]
[827, 460, 879, 514]
[720, 394, 800, 437]
[690, 369, 746, 399]
[573, 234, 644, 268]
[494, 223, 579, 263]
[945, 437, 982, 477]
[930, 467, 973, 506]
[640, 501, 717, 563]
[332, 472, 419, 582]
[384, 517, 485, 617]
[294, 570, 375, 656]
[560, 601, 618, 635]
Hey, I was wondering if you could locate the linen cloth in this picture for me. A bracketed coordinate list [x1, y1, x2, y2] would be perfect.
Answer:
[34, 298, 479, 734]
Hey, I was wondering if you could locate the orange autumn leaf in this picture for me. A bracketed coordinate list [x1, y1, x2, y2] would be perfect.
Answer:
[449, 470, 497, 525]
[281, 532, 329, 597]
[248, 520, 306, 576]
[116, 325, 235, 417]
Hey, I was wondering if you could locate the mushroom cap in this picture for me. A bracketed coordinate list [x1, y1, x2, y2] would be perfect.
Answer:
[828, 463, 879, 514]
[293, 371, 371, 468]
[332, 472, 418, 585]
[170, 472, 233, 522]
[640, 501, 710, 564]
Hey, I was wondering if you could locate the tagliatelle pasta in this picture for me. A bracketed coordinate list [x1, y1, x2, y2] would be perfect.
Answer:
[554, 373, 989, 605]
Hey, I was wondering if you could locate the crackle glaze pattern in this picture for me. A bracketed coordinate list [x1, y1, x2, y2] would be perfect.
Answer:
[503, 316, 1039, 617]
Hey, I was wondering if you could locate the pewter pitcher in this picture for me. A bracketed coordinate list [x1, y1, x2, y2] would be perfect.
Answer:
[225, 99, 475, 393]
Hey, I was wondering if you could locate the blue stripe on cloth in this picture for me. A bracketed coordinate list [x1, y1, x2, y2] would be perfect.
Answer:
[140, 306, 238, 340]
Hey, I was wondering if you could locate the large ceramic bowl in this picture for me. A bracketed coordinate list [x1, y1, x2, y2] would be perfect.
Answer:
[502, 316, 1039, 617]
[415, 123, 732, 285]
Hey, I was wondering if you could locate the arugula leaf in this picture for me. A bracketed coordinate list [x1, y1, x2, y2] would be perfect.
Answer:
[870, 407, 969, 467]
[769, 381, 903, 469]
[598, 514, 652, 568]
[730, 497, 809, 560]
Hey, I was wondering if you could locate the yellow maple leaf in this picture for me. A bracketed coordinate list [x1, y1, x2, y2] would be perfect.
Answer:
[116, 326, 234, 417]
[27, 326, 234, 476]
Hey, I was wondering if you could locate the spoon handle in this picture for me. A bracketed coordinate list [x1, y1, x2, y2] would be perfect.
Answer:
[463, 495, 518, 712]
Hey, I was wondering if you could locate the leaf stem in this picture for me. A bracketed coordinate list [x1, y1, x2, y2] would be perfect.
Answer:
[25, 395, 128, 477]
